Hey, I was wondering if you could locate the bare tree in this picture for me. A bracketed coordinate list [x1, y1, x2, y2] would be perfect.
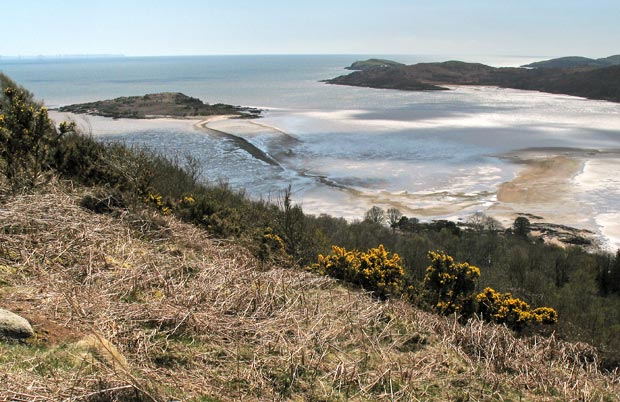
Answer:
[467, 211, 503, 233]
[364, 206, 386, 225]
[387, 207, 403, 230]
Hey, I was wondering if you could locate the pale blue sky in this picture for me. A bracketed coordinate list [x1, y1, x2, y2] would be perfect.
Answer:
[2, 0, 619, 57]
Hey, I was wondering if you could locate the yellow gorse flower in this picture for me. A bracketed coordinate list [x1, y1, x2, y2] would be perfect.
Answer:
[182, 195, 195, 204]
[311, 244, 405, 298]
[477, 287, 558, 328]
[424, 251, 480, 314]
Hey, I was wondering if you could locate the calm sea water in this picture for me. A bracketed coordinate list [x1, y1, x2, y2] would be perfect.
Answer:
[3, 55, 620, 247]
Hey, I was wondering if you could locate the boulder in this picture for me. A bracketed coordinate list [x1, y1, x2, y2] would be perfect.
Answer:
[0, 308, 34, 340]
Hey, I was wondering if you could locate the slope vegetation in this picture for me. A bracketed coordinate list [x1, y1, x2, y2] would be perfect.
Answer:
[1, 184, 618, 401]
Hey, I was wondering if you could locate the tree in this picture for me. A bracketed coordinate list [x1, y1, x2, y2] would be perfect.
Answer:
[386, 207, 402, 230]
[467, 211, 503, 233]
[275, 185, 307, 261]
[364, 206, 385, 224]
[467, 211, 487, 233]
[598, 250, 620, 295]
[513, 216, 531, 237]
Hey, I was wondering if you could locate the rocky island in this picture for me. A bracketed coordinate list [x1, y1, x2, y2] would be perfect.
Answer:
[326, 56, 620, 102]
[58, 92, 262, 119]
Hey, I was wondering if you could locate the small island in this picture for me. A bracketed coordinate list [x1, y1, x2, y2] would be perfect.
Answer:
[58, 92, 262, 119]
[326, 56, 620, 103]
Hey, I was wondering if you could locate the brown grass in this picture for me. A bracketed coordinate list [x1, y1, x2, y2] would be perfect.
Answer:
[0, 181, 618, 401]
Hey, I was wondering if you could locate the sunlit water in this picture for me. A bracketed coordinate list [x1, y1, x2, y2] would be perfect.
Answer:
[3, 55, 620, 248]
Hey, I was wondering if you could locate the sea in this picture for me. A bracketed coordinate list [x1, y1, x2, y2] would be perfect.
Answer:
[2, 55, 620, 248]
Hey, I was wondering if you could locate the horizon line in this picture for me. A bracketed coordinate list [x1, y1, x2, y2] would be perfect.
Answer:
[0, 52, 560, 60]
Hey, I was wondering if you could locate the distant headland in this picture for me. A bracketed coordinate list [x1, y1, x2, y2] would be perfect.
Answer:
[58, 92, 262, 119]
[521, 54, 620, 69]
[326, 55, 620, 103]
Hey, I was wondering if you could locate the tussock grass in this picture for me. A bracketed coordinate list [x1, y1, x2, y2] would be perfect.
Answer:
[1, 182, 618, 401]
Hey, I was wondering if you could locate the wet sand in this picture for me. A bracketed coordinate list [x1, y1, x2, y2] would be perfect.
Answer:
[486, 149, 620, 249]
[496, 155, 583, 205]
[489, 152, 587, 229]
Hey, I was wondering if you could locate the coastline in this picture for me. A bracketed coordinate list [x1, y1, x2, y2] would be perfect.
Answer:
[48, 111, 620, 251]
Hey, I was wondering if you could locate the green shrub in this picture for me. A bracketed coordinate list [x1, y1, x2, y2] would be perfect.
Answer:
[0, 81, 74, 189]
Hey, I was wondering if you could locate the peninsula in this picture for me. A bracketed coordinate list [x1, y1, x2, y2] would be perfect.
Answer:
[58, 92, 262, 119]
[326, 57, 620, 102]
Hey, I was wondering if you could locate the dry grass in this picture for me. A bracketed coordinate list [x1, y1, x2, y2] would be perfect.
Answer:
[0, 181, 618, 401]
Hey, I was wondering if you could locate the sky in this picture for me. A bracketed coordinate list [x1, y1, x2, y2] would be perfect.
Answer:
[2, 0, 619, 58]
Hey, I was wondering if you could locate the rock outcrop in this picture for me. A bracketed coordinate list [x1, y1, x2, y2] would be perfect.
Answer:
[0, 308, 34, 340]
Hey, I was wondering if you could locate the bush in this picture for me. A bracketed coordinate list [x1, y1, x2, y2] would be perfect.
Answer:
[0, 80, 74, 189]
[476, 287, 558, 330]
[311, 245, 405, 298]
[424, 251, 480, 315]
[256, 227, 289, 266]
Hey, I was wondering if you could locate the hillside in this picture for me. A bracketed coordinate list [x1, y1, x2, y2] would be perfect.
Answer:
[522, 54, 620, 69]
[1, 183, 619, 401]
[326, 60, 620, 102]
[58, 92, 261, 119]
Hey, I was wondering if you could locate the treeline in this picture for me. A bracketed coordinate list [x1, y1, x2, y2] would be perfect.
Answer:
[2, 73, 619, 368]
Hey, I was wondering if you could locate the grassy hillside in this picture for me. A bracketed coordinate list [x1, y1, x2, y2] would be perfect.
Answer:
[1, 183, 619, 401]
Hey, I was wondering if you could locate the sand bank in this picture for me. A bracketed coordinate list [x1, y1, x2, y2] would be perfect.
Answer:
[486, 149, 620, 249]
[496, 155, 583, 205]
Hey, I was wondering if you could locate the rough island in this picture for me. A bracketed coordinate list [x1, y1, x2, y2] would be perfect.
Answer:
[58, 92, 262, 119]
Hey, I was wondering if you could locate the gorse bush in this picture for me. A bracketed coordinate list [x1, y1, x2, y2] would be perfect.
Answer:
[145, 193, 172, 215]
[0, 78, 75, 189]
[256, 227, 289, 266]
[311, 245, 405, 298]
[424, 250, 480, 315]
[476, 287, 558, 330]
